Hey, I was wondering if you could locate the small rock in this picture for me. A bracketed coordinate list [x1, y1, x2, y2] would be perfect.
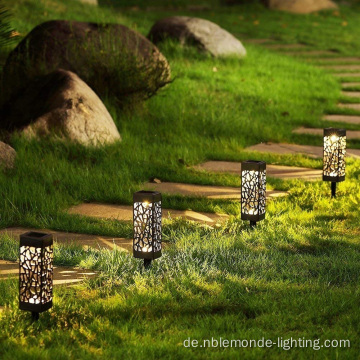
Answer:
[150, 178, 162, 184]
[148, 16, 246, 58]
[0, 141, 16, 169]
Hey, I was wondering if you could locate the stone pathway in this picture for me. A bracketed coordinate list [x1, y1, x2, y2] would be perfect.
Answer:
[193, 161, 322, 180]
[284, 50, 337, 57]
[0, 228, 132, 252]
[245, 142, 360, 159]
[243, 41, 360, 166]
[243, 38, 273, 44]
[313, 57, 360, 63]
[68, 203, 229, 225]
[333, 73, 360, 78]
[320, 64, 360, 71]
[342, 82, 360, 89]
[342, 91, 360, 98]
[323, 114, 360, 125]
[143, 182, 289, 199]
[293, 127, 360, 140]
[0, 260, 97, 285]
[264, 43, 308, 50]
[338, 103, 360, 111]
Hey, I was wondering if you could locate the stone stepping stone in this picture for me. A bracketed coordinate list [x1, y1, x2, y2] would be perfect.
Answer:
[0, 260, 97, 285]
[332, 73, 360, 78]
[341, 91, 360, 98]
[293, 127, 360, 140]
[246, 142, 360, 159]
[243, 38, 274, 44]
[323, 114, 360, 125]
[143, 182, 289, 199]
[342, 82, 360, 89]
[313, 57, 360, 63]
[0, 227, 132, 252]
[264, 43, 308, 50]
[285, 50, 337, 57]
[68, 204, 229, 225]
[321, 65, 360, 71]
[338, 103, 360, 111]
[194, 161, 322, 181]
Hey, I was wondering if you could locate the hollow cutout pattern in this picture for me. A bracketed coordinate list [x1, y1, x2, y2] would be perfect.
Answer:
[323, 135, 346, 178]
[133, 201, 162, 254]
[241, 170, 266, 216]
[19, 245, 53, 305]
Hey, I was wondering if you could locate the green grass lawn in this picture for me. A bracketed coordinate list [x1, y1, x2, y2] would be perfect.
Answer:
[0, 0, 359, 359]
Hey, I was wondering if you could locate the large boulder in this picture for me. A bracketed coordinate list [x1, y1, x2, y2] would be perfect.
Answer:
[0, 141, 16, 169]
[264, 0, 338, 14]
[148, 16, 246, 58]
[1, 69, 121, 147]
[2, 20, 170, 106]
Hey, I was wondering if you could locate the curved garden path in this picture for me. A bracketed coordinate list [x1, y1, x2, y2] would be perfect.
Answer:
[2, 37, 360, 285]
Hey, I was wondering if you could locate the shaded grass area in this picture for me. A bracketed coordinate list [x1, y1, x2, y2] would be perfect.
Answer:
[1, 186, 360, 359]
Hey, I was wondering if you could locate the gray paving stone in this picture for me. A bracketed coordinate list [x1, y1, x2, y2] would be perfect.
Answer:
[243, 38, 273, 44]
[342, 82, 360, 88]
[338, 103, 360, 111]
[144, 182, 289, 199]
[68, 204, 229, 225]
[264, 43, 308, 50]
[245, 142, 360, 159]
[285, 50, 337, 57]
[0, 260, 97, 285]
[332, 73, 360, 78]
[313, 57, 360, 63]
[320, 64, 360, 71]
[193, 161, 322, 180]
[341, 91, 360, 98]
[293, 127, 360, 140]
[323, 114, 360, 125]
[0, 228, 132, 252]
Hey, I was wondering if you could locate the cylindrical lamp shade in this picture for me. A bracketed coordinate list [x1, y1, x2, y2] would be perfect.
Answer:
[323, 128, 346, 182]
[241, 160, 266, 222]
[19, 232, 53, 313]
[133, 191, 162, 260]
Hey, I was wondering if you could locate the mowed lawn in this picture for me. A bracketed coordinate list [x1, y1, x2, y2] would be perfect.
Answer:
[0, 0, 359, 359]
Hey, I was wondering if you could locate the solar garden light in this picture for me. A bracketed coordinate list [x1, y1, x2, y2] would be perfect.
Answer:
[19, 232, 53, 321]
[133, 191, 162, 269]
[323, 128, 346, 198]
[241, 160, 267, 228]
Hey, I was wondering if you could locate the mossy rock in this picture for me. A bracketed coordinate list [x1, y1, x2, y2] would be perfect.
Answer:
[1, 20, 171, 107]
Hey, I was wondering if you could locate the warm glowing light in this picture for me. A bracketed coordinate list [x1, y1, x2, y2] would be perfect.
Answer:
[19, 232, 53, 315]
[241, 160, 266, 223]
[133, 191, 162, 261]
[323, 128, 346, 183]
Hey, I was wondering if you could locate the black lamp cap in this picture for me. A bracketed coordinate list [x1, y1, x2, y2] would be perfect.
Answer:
[20, 232, 53, 248]
[324, 128, 346, 137]
[133, 190, 162, 203]
[241, 160, 266, 172]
